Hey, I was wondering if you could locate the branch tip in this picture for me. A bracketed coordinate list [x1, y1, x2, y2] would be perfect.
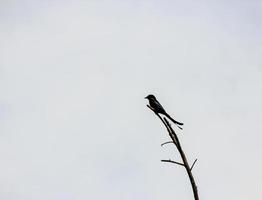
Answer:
[190, 159, 198, 171]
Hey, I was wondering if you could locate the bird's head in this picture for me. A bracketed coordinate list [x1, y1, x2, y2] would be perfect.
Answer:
[145, 94, 156, 100]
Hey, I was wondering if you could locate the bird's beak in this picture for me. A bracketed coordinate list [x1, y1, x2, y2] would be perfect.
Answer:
[144, 96, 148, 99]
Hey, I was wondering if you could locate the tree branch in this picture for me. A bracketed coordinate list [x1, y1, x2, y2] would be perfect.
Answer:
[161, 159, 184, 167]
[190, 159, 198, 171]
[147, 105, 178, 145]
[162, 117, 199, 200]
[161, 141, 175, 147]
[147, 106, 199, 200]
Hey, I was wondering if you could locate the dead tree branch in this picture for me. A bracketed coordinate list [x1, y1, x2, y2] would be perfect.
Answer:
[190, 159, 198, 171]
[147, 106, 199, 200]
[161, 159, 184, 167]
[147, 105, 178, 145]
[161, 141, 175, 147]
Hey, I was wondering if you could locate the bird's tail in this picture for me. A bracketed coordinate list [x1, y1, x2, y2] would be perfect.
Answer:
[165, 113, 184, 129]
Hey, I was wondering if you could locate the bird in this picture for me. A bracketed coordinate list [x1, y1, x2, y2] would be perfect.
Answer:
[145, 94, 183, 129]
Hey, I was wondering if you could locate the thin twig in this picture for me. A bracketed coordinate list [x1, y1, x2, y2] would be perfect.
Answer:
[161, 141, 175, 147]
[161, 159, 184, 167]
[190, 159, 198, 171]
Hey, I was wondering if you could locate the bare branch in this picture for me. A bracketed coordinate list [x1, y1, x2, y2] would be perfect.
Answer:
[161, 159, 184, 167]
[147, 106, 199, 200]
[190, 159, 198, 171]
[161, 141, 175, 147]
[147, 105, 178, 145]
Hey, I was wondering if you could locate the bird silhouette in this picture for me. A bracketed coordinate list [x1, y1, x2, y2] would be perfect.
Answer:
[145, 94, 183, 129]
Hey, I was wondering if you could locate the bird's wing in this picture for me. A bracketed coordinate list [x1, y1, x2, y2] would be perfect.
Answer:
[153, 99, 166, 114]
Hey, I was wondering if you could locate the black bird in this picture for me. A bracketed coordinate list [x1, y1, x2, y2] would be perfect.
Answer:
[145, 94, 183, 128]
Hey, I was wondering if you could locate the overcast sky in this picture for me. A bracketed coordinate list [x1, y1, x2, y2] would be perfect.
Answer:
[1, 1, 262, 200]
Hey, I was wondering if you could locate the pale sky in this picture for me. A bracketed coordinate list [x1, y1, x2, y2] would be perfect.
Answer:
[1, 1, 262, 200]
